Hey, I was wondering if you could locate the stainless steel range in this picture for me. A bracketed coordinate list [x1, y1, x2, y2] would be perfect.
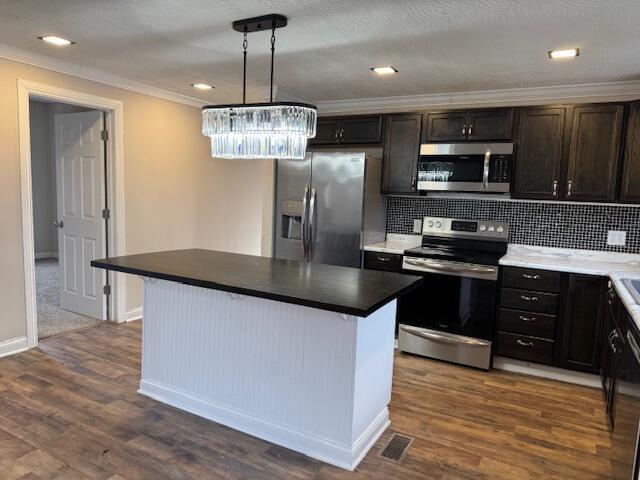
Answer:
[397, 216, 509, 370]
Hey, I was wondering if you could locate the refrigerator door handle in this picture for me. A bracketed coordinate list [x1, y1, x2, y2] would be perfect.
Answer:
[302, 185, 309, 261]
[308, 188, 317, 260]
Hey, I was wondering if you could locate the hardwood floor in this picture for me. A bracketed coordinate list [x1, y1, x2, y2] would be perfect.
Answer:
[0, 322, 613, 479]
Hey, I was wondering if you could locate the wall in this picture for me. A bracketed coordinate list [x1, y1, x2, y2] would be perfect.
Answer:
[0, 55, 268, 344]
[29, 100, 57, 257]
[387, 195, 640, 253]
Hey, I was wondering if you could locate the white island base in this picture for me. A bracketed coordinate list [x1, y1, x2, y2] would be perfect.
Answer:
[138, 278, 397, 471]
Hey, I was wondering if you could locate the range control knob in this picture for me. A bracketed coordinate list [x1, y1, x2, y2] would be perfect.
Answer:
[435, 221, 442, 228]
[497, 226, 504, 233]
[427, 220, 434, 228]
[488, 226, 495, 232]
[479, 224, 487, 232]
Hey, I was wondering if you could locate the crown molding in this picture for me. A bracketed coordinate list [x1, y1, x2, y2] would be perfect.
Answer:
[0, 43, 205, 107]
[316, 80, 640, 115]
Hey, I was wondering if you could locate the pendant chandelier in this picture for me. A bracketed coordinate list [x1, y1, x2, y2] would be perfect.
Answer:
[201, 14, 317, 160]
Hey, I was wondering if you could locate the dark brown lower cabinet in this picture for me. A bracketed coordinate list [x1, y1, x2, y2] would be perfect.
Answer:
[558, 274, 606, 373]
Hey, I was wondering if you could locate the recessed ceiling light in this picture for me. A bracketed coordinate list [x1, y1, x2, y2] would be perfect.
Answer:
[371, 66, 398, 75]
[191, 83, 214, 90]
[38, 35, 74, 46]
[548, 48, 579, 60]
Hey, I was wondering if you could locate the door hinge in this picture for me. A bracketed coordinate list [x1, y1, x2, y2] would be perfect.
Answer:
[101, 130, 109, 141]
[102, 208, 110, 219]
[103, 285, 111, 295]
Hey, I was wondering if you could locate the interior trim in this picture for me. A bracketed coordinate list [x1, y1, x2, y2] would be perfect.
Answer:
[317, 80, 640, 115]
[0, 42, 204, 107]
[493, 356, 601, 388]
[126, 307, 143, 322]
[0, 336, 28, 359]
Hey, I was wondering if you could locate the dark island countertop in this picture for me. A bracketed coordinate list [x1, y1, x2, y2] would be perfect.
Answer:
[91, 249, 422, 317]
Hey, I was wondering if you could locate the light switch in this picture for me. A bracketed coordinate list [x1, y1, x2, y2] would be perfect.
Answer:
[413, 219, 422, 233]
[607, 230, 627, 246]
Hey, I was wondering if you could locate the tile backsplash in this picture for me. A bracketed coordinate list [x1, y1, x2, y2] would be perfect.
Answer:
[387, 196, 640, 253]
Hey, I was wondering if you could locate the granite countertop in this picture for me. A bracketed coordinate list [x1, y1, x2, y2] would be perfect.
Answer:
[92, 249, 422, 317]
[363, 234, 422, 255]
[500, 244, 640, 327]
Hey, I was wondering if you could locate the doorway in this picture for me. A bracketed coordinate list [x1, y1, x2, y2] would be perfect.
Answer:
[18, 80, 126, 348]
[30, 100, 107, 338]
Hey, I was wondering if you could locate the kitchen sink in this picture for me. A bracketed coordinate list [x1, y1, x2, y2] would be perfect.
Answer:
[622, 278, 640, 304]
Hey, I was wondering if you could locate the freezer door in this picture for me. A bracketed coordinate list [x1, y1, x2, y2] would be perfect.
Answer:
[275, 154, 312, 262]
[309, 152, 365, 268]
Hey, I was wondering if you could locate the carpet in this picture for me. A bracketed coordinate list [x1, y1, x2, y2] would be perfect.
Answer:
[35, 258, 101, 339]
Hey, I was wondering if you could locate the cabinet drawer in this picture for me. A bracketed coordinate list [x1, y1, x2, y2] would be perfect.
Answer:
[501, 288, 558, 314]
[496, 332, 554, 365]
[502, 267, 562, 293]
[498, 308, 556, 339]
[363, 251, 402, 272]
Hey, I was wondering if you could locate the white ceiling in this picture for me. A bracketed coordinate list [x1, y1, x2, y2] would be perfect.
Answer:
[1, 0, 639, 105]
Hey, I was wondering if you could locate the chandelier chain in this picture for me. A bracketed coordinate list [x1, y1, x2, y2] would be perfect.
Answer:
[270, 25, 276, 102]
[242, 30, 248, 104]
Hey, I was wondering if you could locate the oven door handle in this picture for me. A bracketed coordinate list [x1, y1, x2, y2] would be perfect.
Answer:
[483, 150, 491, 190]
[404, 258, 496, 275]
[400, 326, 490, 347]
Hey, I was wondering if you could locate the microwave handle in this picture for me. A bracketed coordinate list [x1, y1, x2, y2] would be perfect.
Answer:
[483, 151, 491, 190]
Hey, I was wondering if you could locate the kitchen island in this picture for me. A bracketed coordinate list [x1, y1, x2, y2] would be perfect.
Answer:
[91, 249, 421, 470]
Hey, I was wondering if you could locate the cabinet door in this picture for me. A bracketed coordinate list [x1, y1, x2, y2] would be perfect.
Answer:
[565, 104, 624, 202]
[424, 112, 468, 141]
[621, 101, 640, 203]
[467, 109, 514, 141]
[340, 116, 383, 144]
[381, 114, 422, 194]
[559, 274, 606, 373]
[513, 107, 566, 199]
[309, 118, 340, 145]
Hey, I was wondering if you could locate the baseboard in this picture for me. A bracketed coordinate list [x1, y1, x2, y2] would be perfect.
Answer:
[139, 379, 384, 471]
[34, 252, 58, 260]
[0, 336, 29, 359]
[493, 356, 601, 388]
[125, 307, 143, 322]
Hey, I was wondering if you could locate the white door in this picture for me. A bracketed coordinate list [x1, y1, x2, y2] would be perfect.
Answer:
[54, 111, 106, 320]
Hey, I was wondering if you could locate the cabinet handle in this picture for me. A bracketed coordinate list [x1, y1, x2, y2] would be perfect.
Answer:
[411, 176, 416, 188]
[467, 125, 473, 136]
[340, 128, 344, 140]
[522, 273, 541, 280]
[519, 315, 536, 322]
[552, 180, 558, 197]
[517, 339, 534, 347]
[606, 287, 616, 305]
[334, 130, 339, 140]
[376, 256, 391, 262]
[462, 126, 467, 135]
[567, 180, 573, 197]
[520, 295, 538, 302]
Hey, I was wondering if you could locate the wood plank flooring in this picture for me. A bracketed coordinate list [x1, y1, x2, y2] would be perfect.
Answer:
[0, 322, 613, 479]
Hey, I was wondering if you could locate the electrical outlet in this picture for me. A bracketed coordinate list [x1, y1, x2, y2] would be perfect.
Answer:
[607, 230, 627, 246]
[413, 219, 422, 234]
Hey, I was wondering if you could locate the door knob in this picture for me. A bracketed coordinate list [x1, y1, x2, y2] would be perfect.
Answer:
[53, 220, 64, 228]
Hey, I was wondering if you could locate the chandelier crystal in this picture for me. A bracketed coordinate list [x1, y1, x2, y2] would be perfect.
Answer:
[201, 15, 317, 160]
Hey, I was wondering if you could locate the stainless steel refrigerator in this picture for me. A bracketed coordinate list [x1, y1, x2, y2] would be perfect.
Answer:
[274, 149, 387, 268]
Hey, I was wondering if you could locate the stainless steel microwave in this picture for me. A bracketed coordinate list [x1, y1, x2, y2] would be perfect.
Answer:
[417, 143, 513, 193]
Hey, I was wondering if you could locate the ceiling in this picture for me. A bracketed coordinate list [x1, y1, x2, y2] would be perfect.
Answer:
[1, 0, 639, 105]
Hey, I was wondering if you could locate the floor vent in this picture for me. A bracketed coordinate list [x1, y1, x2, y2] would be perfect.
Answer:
[378, 433, 414, 462]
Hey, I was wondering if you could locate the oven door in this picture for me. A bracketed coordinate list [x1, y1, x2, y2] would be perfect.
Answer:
[397, 257, 498, 370]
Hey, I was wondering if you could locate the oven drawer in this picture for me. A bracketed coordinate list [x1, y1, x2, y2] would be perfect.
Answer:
[502, 267, 562, 293]
[498, 308, 556, 339]
[363, 251, 402, 272]
[500, 288, 558, 315]
[496, 332, 554, 365]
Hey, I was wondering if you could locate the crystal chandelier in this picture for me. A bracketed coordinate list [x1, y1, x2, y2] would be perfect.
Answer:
[201, 14, 317, 160]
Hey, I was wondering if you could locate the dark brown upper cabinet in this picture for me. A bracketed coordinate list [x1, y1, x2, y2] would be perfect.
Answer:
[558, 274, 605, 374]
[381, 114, 422, 194]
[513, 107, 567, 200]
[621, 101, 640, 203]
[308, 115, 382, 146]
[424, 108, 514, 142]
[565, 104, 624, 202]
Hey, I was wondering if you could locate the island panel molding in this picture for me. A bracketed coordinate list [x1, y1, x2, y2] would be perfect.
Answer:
[138, 278, 396, 470]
